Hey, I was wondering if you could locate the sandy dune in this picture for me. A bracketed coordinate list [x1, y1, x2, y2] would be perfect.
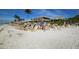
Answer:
[0, 25, 79, 49]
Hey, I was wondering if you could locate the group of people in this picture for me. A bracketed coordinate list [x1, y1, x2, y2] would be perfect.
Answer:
[23, 21, 60, 31]
[11, 20, 72, 31]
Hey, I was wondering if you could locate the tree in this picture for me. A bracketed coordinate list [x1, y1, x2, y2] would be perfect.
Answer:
[25, 9, 32, 20]
[55, 19, 64, 25]
[14, 15, 21, 21]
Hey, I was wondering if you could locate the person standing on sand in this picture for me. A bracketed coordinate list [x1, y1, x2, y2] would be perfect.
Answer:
[39, 22, 44, 30]
[24, 23, 27, 28]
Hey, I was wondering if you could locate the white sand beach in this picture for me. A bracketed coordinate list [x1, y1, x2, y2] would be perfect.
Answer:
[0, 25, 79, 49]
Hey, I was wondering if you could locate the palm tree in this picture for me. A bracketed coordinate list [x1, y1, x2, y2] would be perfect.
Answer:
[25, 9, 32, 20]
[14, 15, 21, 22]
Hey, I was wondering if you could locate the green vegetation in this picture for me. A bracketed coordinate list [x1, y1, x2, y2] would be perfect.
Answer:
[50, 15, 79, 25]
[53, 19, 64, 25]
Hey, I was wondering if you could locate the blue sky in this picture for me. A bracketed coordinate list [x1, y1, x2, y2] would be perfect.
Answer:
[0, 9, 79, 21]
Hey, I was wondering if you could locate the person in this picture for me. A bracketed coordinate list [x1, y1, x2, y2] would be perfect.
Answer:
[33, 23, 37, 31]
[24, 23, 27, 28]
[39, 22, 44, 30]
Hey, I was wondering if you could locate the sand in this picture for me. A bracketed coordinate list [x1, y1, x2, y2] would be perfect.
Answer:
[0, 25, 79, 49]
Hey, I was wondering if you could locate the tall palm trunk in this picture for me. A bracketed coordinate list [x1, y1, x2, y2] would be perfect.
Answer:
[25, 9, 32, 20]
